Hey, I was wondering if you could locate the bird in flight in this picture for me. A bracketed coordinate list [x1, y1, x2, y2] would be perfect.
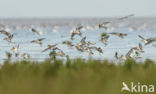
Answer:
[31, 38, 45, 46]
[109, 32, 127, 39]
[118, 14, 135, 20]
[42, 44, 59, 53]
[71, 26, 83, 40]
[138, 35, 156, 45]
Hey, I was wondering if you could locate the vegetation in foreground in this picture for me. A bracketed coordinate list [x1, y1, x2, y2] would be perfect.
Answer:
[0, 58, 156, 94]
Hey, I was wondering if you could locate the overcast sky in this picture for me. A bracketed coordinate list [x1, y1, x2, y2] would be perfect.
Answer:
[0, 0, 155, 18]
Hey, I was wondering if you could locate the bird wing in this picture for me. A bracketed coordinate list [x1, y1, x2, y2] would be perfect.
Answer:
[119, 14, 134, 20]
[38, 38, 45, 41]
[88, 46, 97, 49]
[145, 39, 156, 45]
[76, 26, 83, 30]
[80, 36, 86, 44]
[110, 32, 118, 35]
[30, 40, 36, 43]
[102, 22, 110, 25]
[42, 47, 50, 53]
[71, 32, 75, 40]
[126, 48, 134, 58]
[139, 43, 143, 50]
[138, 35, 145, 40]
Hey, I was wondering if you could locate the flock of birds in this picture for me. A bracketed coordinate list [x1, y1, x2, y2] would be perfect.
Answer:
[0, 14, 156, 61]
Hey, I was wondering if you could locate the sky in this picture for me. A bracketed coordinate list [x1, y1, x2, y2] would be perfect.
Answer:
[0, 0, 156, 18]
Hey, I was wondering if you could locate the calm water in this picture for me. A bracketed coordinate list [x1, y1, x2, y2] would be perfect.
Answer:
[0, 18, 156, 63]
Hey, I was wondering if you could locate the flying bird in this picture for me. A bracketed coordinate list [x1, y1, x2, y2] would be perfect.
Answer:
[0, 30, 11, 36]
[71, 26, 83, 40]
[109, 32, 127, 38]
[138, 35, 156, 45]
[85, 47, 94, 55]
[125, 48, 134, 59]
[11, 44, 19, 57]
[3, 34, 15, 43]
[98, 22, 110, 29]
[22, 53, 30, 59]
[100, 35, 110, 46]
[88, 47, 103, 54]
[62, 41, 74, 47]
[118, 14, 135, 20]
[11, 44, 19, 54]
[42, 44, 59, 52]
[31, 38, 45, 46]
[57, 50, 65, 57]
[132, 43, 144, 53]
[30, 28, 40, 35]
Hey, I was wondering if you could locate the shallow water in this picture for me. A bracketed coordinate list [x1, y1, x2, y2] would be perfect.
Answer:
[0, 18, 156, 63]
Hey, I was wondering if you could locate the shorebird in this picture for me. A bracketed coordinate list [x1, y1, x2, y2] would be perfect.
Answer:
[30, 28, 39, 35]
[57, 50, 65, 57]
[75, 36, 100, 55]
[125, 48, 134, 59]
[62, 41, 74, 47]
[3, 33, 15, 43]
[22, 53, 30, 59]
[80, 36, 86, 43]
[31, 38, 45, 46]
[75, 37, 86, 49]
[132, 43, 144, 53]
[0, 30, 11, 36]
[117, 48, 134, 60]
[95, 47, 103, 54]
[42, 44, 59, 52]
[87, 41, 96, 45]
[75, 36, 95, 53]
[125, 47, 141, 60]
[99, 22, 110, 29]
[79, 36, 95, 46]
[118, 14, 135, 20]
[85, 47, 94, 55]
[8, 33, 14, 38]
[71, 26, 83, 40]
[100, 35, 110, 46]
[11, 44, 19, 57]
[75, 43, 84, 52]
[88, 47, 103, 54]
[11, 44, 19, 54]
[109, 32, 127, 38]
[118, 46, 142, 60]
[4, 37, 12, 43]
[76, 25, 83, 30]
[138, 35, 156, 45]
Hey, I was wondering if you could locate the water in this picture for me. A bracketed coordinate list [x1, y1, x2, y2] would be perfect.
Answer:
[0, 18, 156, 63]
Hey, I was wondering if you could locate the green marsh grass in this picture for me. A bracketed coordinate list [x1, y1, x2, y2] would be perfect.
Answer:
[101, 33, 107, 37]
[0, 58, 156, 94]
